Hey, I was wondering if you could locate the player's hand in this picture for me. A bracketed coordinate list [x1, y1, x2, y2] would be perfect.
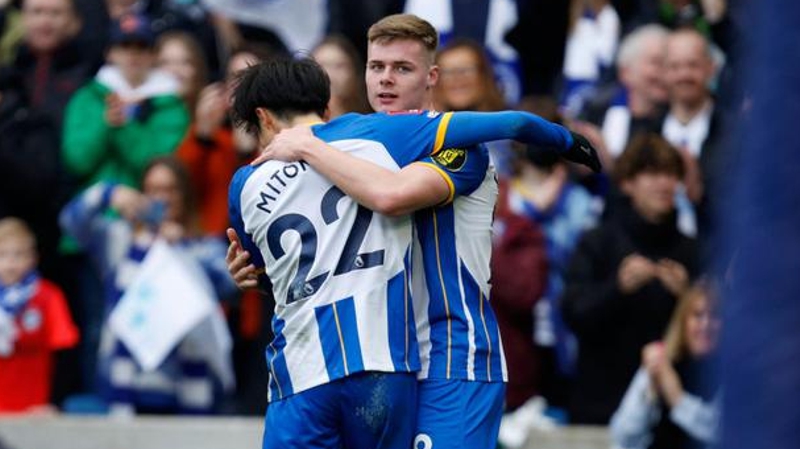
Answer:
[226, 228, 259, 290]
[565, 131, 603, 173]
[251, 125, 316, 166]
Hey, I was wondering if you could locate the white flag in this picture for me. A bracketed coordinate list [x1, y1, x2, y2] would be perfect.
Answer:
[109, 239, 215, 371]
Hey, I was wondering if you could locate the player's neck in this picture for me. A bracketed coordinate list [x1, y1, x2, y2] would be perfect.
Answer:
[288, 113, 325, 127]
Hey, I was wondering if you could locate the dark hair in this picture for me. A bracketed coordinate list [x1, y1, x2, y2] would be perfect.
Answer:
[614, 133, 685, 182]
[313, 34, 371, 115]
[142, 156, 199, 232]
[230, 58, 330, 136]
[230, 41, 288, 66]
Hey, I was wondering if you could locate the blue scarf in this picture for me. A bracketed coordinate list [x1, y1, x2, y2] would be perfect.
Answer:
[0, 271, 40, 317]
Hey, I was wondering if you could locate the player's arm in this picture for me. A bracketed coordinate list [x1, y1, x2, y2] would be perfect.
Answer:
[441, 111, 601, 172]
[227, 167, 269, 291]
[258, 109, 599, 216]
[261, 126, 449, 216]
[257, 110, 601, 171]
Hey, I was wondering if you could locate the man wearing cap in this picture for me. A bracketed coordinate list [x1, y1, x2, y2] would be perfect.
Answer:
[62, 12, 189, 191]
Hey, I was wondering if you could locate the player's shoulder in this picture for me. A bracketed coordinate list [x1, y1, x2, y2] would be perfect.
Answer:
[231, 164, 257, 182]
[229, 164, 259, 195]
[314, 112, 369, 139]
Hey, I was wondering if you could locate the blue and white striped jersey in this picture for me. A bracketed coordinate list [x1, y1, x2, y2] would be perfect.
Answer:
[412, 155, 508, 384]
[229, 109, 573, 398]
[229, 111, 478, 400]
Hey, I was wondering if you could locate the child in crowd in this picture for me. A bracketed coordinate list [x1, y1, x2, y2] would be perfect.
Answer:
[59, 157, 236, 415]
[0, 217, 79, 413]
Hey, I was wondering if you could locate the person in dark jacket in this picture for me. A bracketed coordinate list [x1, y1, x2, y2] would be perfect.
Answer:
[12, 0, 102, 128]
[0, 70, 62, 279]
[562, 133, 698, 424]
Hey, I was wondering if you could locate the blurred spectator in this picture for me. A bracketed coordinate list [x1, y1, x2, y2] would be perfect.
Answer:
[1, 2, 90, 400]
[662, 29, 717, 200]
[10, 0, 100, 127]
[0, 69, 64, 280]
[507, 144, 601, 407]
[579, 24, 669, 164]
[661, 28, 725, 245]
[60, 16, 189, 389]
[561, 134, 699, 424]
[406, 0, 523, 105]
[435, 38, 506, 112]
[491, 168, 550, 447]
[434, 38, 512, 174]
[59, 157, 236, 415]
[105, 0, 223, 78]
[561, 0, 621, 117]
[175, 45, 273, 237]
[62, 13, 189, 191]
[311, 35, 371, 118]
[174, 46, 275, 415]
[491, 171, 549, 412]
[0, 217, 78, 413]
[156, 30, 209, 117]
[610, 280, 720, 449]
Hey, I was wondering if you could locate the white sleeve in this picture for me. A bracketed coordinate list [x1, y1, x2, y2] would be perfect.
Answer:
[670, 391, 720, 443]
[609, 368, 661, 449]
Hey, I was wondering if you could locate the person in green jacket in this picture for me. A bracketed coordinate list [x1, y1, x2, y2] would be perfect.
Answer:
[62, 13, 189, 190]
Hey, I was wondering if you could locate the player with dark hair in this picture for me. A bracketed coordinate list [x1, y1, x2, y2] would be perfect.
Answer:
[228, 54, 599, 448]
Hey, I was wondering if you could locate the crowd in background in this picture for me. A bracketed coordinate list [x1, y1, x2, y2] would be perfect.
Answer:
[0, 0, 738, 447]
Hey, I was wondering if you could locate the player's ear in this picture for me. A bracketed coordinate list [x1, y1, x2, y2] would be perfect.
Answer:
[255, 107, 276, 133]
[427, 65, 439, 90]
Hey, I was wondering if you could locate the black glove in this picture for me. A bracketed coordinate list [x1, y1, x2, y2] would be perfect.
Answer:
[565, 132, 602, 173]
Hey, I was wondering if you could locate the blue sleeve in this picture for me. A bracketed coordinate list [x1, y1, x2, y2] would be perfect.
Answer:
[193, 237, 240, 302]
[362, 112, 446, 165]
[59, 183, 115, 254]
[228, 166, 266, 271]
[417, 143, 490, 203]
[441, 111, 574, 154]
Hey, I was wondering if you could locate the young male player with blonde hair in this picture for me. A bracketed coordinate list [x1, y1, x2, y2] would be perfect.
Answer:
[229, 15, 600, 449]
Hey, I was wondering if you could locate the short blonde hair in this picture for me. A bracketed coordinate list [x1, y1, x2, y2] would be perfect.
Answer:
[0, 217, 37, 249]
[368, 14, 439, 62]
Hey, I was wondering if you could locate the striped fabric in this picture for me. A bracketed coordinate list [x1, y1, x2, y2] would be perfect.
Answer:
[60, 183, 236, 413]
[413, 169, 507, 383]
